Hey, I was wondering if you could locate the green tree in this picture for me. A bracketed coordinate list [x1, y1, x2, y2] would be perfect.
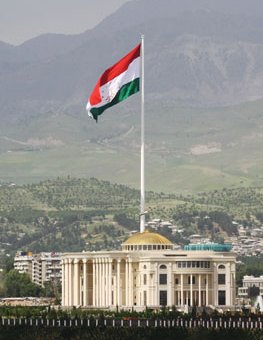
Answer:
[4, 270, 42, 297]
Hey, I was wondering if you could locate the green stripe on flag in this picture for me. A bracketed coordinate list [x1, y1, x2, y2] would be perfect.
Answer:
[90, 78, 140, 121]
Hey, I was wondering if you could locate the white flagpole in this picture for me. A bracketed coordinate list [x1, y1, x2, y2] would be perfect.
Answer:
[140, 34, 145, 233]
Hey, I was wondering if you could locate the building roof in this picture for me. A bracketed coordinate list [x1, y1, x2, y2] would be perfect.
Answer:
[123, 230, 172, 245]
[184, 243, 232, 252]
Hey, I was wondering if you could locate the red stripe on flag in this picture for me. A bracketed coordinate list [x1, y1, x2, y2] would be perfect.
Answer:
[89, 43, 141, 106]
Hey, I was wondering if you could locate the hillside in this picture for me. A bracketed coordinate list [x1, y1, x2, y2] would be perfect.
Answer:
[0, 177, 263, 258]
[1, 100, 263, 192]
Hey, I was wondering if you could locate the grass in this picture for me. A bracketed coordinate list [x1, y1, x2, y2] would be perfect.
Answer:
[1, 100, 263, 193]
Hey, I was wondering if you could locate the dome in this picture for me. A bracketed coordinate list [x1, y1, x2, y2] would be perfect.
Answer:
[122, 230, 173, 251]
[124, 230, 172, 245]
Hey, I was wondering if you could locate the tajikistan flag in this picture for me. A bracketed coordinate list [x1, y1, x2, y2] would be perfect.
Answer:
[86, 43, 141, 121]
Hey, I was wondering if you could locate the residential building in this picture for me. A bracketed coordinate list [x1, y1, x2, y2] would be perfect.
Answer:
[14, 251, 62, 287]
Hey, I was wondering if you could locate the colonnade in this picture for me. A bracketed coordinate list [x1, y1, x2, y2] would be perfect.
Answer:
[174, 274, 210, 306]
[62, 257, 134, 307]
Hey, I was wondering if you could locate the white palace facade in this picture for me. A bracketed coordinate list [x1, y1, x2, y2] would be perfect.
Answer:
[62, 230, 236, 310]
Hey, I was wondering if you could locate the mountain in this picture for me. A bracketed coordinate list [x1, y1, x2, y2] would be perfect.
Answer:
[1, 0, 263, 192]
[1, 0, 263, 121]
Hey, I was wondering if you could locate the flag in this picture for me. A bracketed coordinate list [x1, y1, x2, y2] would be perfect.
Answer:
[86, 43, 141, 121]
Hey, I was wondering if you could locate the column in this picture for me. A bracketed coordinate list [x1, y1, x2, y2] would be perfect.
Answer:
[168, 263, 172, 306]
[226, 263, 230, 305]
[64, 259, 69, 306]
[155, 264, 159, 306]
[125, 259, 129, 307]
[206, 274, 209, 305]
[68, 259, 73, 306]
[92, 260, 96, 307]
[95, 259, 99, 306]
[108, 259, 112, 306]
[98, 259, 102, 307]
[198, 274, 201, 307]
[213, 264, 218, 305]
[128, 260, 133, 306]
[181, 274, 184, 306]
[83, 259, 87, 306]
[73, 259, 79, 306]
[117, 259, 120, 306]
[190, 274, 193, 306]
[61, 259, 65, 306]
[102, 259, 106, 306]
[79, 262, 82, 305]
[105, 259, 109, 306]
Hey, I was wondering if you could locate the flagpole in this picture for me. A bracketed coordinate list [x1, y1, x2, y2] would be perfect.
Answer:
[140, 34, 145, 233]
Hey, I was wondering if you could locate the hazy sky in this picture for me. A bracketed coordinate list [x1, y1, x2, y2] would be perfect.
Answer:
[0, 0, 131, 45]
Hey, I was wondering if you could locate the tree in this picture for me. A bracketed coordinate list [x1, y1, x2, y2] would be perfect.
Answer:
[4, 270, 42, 297]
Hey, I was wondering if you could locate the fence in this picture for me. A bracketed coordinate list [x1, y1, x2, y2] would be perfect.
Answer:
[1, 317, 263, 329]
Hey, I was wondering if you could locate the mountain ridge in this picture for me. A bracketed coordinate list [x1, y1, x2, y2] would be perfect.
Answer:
[2, 0, 263, 121]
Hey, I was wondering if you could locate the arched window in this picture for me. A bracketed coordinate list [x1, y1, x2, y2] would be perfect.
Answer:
[218, 264, 225, 269]
[160, 264, 167, 270]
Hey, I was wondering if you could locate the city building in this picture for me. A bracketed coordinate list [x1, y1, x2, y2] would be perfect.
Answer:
[238, 275, 263, 298]
[14, 251, 33, 277]
[62, 230, 236, 310]
[14, 251, 62, 287]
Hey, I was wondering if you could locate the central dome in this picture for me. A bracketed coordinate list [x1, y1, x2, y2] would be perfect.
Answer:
[124, 230, 172, 245]
[122, 230, 173, 251]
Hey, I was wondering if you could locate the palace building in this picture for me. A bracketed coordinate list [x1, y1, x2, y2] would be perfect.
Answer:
[61, 230, 236, 310]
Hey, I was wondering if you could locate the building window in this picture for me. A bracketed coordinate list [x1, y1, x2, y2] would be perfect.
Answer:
[143, 274, 147, 285]
[175, 278, 179, 285]
[144, 291, 147, 305]
[218, 274, 226, 285]
[218, 264, 225, 269]
[159, 274, 167, 285]
[160, 264, 167, 270]
[177, 261, 211, 269]
[159, 290, 167, 306]
[218, 290, 226, 305]
[188, 276, 195, 284]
